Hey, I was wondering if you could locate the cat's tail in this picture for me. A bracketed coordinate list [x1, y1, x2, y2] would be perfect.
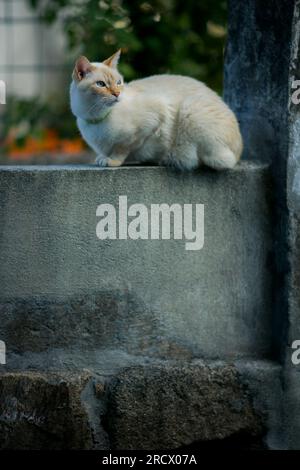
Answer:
[201, 146, 239, 170]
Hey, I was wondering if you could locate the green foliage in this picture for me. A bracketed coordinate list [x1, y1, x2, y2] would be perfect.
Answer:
[3, 96, 77, 142]
[28, 0, 227, 92]
[1, 0, 227, 156]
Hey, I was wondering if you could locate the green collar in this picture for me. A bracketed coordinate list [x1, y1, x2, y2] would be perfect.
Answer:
[84, 108, 112, 125]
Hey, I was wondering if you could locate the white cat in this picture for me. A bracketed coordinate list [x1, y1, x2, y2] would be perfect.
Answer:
[70, 50, 243, 170]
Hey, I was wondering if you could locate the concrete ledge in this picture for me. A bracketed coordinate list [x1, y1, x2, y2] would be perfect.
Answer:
[0, 162, 273, 367]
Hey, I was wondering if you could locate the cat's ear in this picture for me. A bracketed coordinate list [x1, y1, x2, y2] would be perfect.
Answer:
[73, 56, 92, 81]
[103, 49, 121, 69]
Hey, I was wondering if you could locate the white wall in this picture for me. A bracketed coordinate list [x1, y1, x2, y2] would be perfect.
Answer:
[0, 0, 70, 99]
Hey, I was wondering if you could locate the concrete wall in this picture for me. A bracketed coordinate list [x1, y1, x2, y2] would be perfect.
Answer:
[284, 0, 300, 450]
[0, 163, 273, 371]
[224, 0, 294, 165]
[224, 0, 300, 450]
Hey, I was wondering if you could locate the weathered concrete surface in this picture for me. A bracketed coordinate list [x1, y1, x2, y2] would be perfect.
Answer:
[0, 360, 281, 450]
[224, 1, 292, 361]
[224, 0, 294, 164]
[284, 0, 300, 451]
[0, 163, 273, 367]
[225, 0, 300, 450]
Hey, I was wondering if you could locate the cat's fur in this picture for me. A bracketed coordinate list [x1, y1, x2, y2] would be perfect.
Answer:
[70, 50, 243, 170]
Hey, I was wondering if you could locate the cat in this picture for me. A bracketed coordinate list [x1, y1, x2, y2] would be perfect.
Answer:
[70, 50, 243, 170]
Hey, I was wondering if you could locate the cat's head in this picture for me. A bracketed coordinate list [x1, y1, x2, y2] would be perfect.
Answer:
[71, 50, 124, 116]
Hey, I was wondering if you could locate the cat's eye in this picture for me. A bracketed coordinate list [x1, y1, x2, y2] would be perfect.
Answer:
[116, 79, 122, 86]
[95, 80, 106, 87]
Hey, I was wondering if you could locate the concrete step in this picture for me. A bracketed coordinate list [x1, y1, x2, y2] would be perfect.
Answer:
[0, 162, 273, 369]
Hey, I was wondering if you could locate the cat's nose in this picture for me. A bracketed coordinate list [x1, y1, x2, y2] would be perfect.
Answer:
[112, 91, 120, 97]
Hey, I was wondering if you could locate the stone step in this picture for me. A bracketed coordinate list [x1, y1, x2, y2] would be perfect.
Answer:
[0, 162, 273, 368]
[0, 359, 282, 450]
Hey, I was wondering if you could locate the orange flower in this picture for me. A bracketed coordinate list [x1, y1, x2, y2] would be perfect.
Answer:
[60, 138, 85, 154]
[7, 128, 85, 158]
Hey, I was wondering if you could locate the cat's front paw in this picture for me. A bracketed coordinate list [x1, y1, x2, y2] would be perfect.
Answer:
[95, 155, 109, 167]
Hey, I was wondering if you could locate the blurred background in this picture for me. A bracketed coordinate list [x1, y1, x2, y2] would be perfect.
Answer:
[0, 0, 227, 164]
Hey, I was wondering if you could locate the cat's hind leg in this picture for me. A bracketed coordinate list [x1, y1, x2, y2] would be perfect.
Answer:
[162, 143, 199, 171]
